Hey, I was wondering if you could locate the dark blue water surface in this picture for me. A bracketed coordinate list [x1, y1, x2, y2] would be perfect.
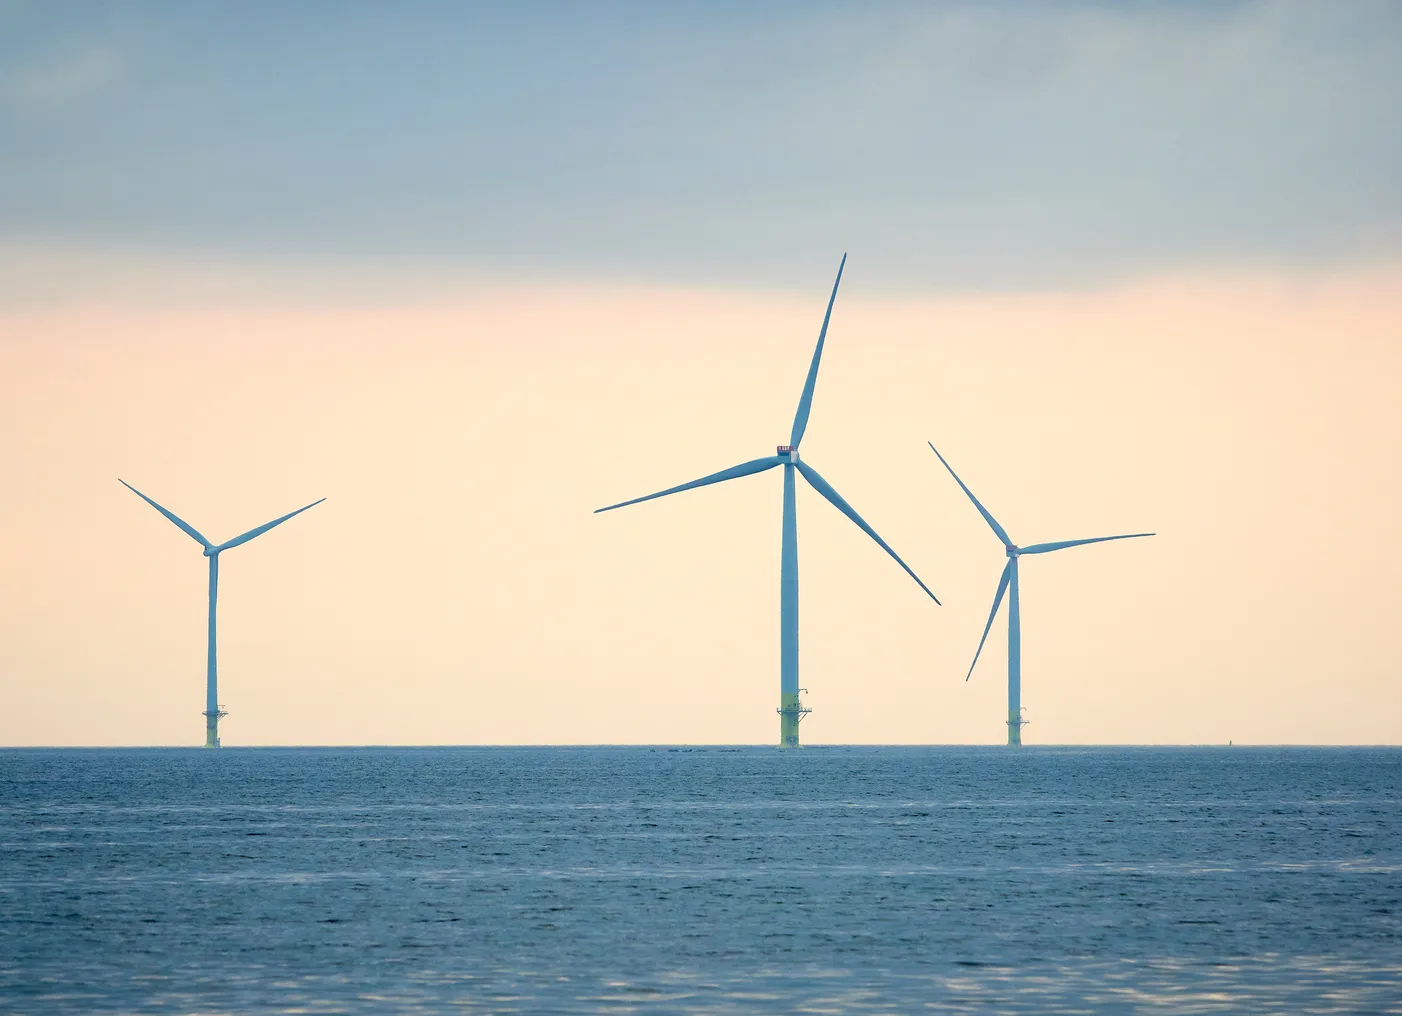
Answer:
[1, 747, 1399, 1013]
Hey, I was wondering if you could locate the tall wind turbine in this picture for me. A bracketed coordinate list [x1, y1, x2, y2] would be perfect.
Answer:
[927, 443, 1152, 745]
[120, 480, 324, 747]
[596, 256, 939, 747]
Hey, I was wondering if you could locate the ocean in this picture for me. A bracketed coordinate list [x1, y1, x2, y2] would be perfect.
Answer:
[1, 746, 1398, 1013]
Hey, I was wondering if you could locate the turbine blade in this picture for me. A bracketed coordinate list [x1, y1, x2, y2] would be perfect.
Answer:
[795, 459, 940, 604]
[216, 498, 326, 552]
[966, 562, 1012, 681]
[926, 442, 1011, 546]
[119, 480, 211, 549]
[789, 254, 847, 449]
[595, 456, 783, 514]
[1020, 533, 1155, 555]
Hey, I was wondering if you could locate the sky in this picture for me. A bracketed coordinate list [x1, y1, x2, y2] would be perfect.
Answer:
[5, 0, 1402, 289]
[1, 2, 1399, 745]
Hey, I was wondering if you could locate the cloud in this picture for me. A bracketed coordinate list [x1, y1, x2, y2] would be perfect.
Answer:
[0, 2, 1399, 290]
[4, 44, 123, 113]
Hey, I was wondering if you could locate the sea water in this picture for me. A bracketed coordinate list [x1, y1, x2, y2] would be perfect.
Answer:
[1, 746, 1398, 1013]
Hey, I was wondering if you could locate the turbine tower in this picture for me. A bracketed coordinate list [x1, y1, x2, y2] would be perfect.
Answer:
[120, 480, 324, 747]
[596, 256, 939, 747]
[927, 443, 1152, 745]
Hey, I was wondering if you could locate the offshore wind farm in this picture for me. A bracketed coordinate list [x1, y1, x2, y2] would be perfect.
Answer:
[4, 3, 1400, 1013]
[595, 255, 939, 747]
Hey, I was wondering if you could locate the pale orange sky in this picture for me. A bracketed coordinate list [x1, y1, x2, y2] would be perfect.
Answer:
[1, 255, 1398, 745]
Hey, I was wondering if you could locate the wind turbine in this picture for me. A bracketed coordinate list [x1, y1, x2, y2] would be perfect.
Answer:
[595, 255, 939, 747]
[120, 480, 324, 747]
[927, 443, 1152, 745]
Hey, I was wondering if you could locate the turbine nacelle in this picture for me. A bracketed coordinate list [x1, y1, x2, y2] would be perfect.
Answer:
[1006, 544, 1020, 558]
[776, 445, 799, 462]
[203, 546, 220, 558]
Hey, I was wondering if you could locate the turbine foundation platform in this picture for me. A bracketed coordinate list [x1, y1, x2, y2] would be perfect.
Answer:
[1007, 708, 1027, 746]
[204, 705, 228, 748]
[777, 691, 811, 748]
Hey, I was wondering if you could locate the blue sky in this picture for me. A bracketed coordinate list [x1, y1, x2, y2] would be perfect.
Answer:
[3, 0, 1400, 290]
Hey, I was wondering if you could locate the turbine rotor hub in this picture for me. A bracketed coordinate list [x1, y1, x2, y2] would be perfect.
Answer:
[1006, 544, 1020, 558]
